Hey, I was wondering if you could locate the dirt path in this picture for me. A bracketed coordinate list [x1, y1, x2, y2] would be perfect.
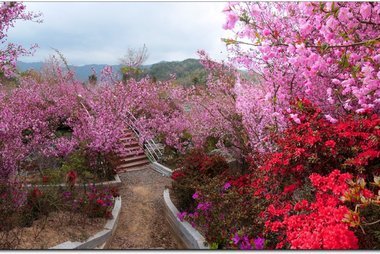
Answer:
[108, 165, 182, 249]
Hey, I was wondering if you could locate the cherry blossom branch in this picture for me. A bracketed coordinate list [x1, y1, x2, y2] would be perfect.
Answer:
[223, 36, 380, 49]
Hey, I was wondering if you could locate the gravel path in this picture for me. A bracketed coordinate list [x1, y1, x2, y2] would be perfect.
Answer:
[108, 165, 182, 249]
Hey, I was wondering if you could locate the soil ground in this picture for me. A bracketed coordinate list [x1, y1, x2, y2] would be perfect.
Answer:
[108, 165, 182, 249]
[13, 212, 106, 249]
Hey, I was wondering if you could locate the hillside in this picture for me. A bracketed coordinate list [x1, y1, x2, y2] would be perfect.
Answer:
[16, 58, 207, 87]
[145, 58, 207, 87]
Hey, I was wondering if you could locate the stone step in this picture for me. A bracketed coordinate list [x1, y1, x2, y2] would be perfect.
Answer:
[119, 145, 144, 153]
[118, 151, 146, 158]
[116, 164, 151, 173]
[120, 132, 134, 137]
[120, 154, 147, 163]
[122, 142, 140, 148]
[123, 129, 135, 134]
[119, 136, 136, 141]
[117, 159, 150, 170]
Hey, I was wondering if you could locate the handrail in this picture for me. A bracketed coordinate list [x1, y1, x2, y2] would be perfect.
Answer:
[125, 111, 163, 162]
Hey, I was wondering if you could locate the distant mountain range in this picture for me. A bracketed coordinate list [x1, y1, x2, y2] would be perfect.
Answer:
[16, 58, 207, 87]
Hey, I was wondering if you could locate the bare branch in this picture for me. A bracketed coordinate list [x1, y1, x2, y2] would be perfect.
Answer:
[119, 44, 149, 68]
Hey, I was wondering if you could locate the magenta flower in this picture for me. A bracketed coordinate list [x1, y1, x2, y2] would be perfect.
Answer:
[196, 202, 211, 211]
[177, 211, 187, 222]
[192, 191, 200, 199]
[240, 237, 252, 250]
[254, 237, 265, 250]
[232, 233, 240, 245]
[223, 182, 231, 190]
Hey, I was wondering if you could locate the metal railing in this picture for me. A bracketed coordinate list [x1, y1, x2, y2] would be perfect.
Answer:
[125, 111, 163, 163]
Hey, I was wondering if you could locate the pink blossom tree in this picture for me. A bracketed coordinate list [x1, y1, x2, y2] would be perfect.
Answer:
[222, 2, 380, 123]
[0, 2, 41, 78]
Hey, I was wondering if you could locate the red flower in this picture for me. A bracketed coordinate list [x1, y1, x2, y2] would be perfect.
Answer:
[32, 187, 43, 198]
[171, 170, 185, 181]
[66, 170, 78, 185]
[324, 140, 336, 149]
[283, 183, 298, 194]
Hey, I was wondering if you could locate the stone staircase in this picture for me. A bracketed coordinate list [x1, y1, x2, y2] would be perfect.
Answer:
[116, 128, 150, 173]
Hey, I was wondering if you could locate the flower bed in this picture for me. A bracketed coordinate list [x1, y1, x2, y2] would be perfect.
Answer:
[51, 196, 121, 249]
[0, 178, 121, 249]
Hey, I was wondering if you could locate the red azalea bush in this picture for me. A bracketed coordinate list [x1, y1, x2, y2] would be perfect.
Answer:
[248, 99, 379, 249]
[262, 98, 380, 181]
[173, 99, 380, 249]
[264, 170, 358, 249]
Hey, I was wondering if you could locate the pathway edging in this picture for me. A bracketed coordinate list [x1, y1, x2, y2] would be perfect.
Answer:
[24, 174, 122, 191]
[153, 161, 209, 249]
[163, 188, 209, 249]
[151, 162, 173, 176]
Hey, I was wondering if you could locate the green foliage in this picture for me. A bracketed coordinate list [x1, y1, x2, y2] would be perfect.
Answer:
[60, 150, 88, 178]
[147, 59, 207, 87]
[210, 242, 219, 249]
[204, 136, 219, 153]
[42, 150, 107, 184]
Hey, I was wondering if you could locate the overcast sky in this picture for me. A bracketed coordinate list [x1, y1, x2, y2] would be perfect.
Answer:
[7, 2, 233, 66]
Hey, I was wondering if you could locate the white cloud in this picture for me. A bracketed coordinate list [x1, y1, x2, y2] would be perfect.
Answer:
[7, 2, 233, 65]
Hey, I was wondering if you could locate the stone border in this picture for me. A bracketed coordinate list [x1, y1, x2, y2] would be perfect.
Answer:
[50, 196, 122, 249]
[163, 188, 209, 249]
[24, 174, 122, 190]
[151, 162, 173, 177]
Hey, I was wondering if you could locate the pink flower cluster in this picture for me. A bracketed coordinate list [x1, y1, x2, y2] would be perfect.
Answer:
[0, 2, 41, 77]
[223, 2, 380, 135]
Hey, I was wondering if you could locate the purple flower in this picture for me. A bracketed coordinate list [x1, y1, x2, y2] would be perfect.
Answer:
[196, 202, 211, 211]
[192, 191, 200, 199]
[223, 182, 231, 190]
[240, 241, 252, 250]
[254, 237, 265, 250]
[240, 235, 252, 250]
[177, 211, 187, 222]
[232, 233, 240, 245]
